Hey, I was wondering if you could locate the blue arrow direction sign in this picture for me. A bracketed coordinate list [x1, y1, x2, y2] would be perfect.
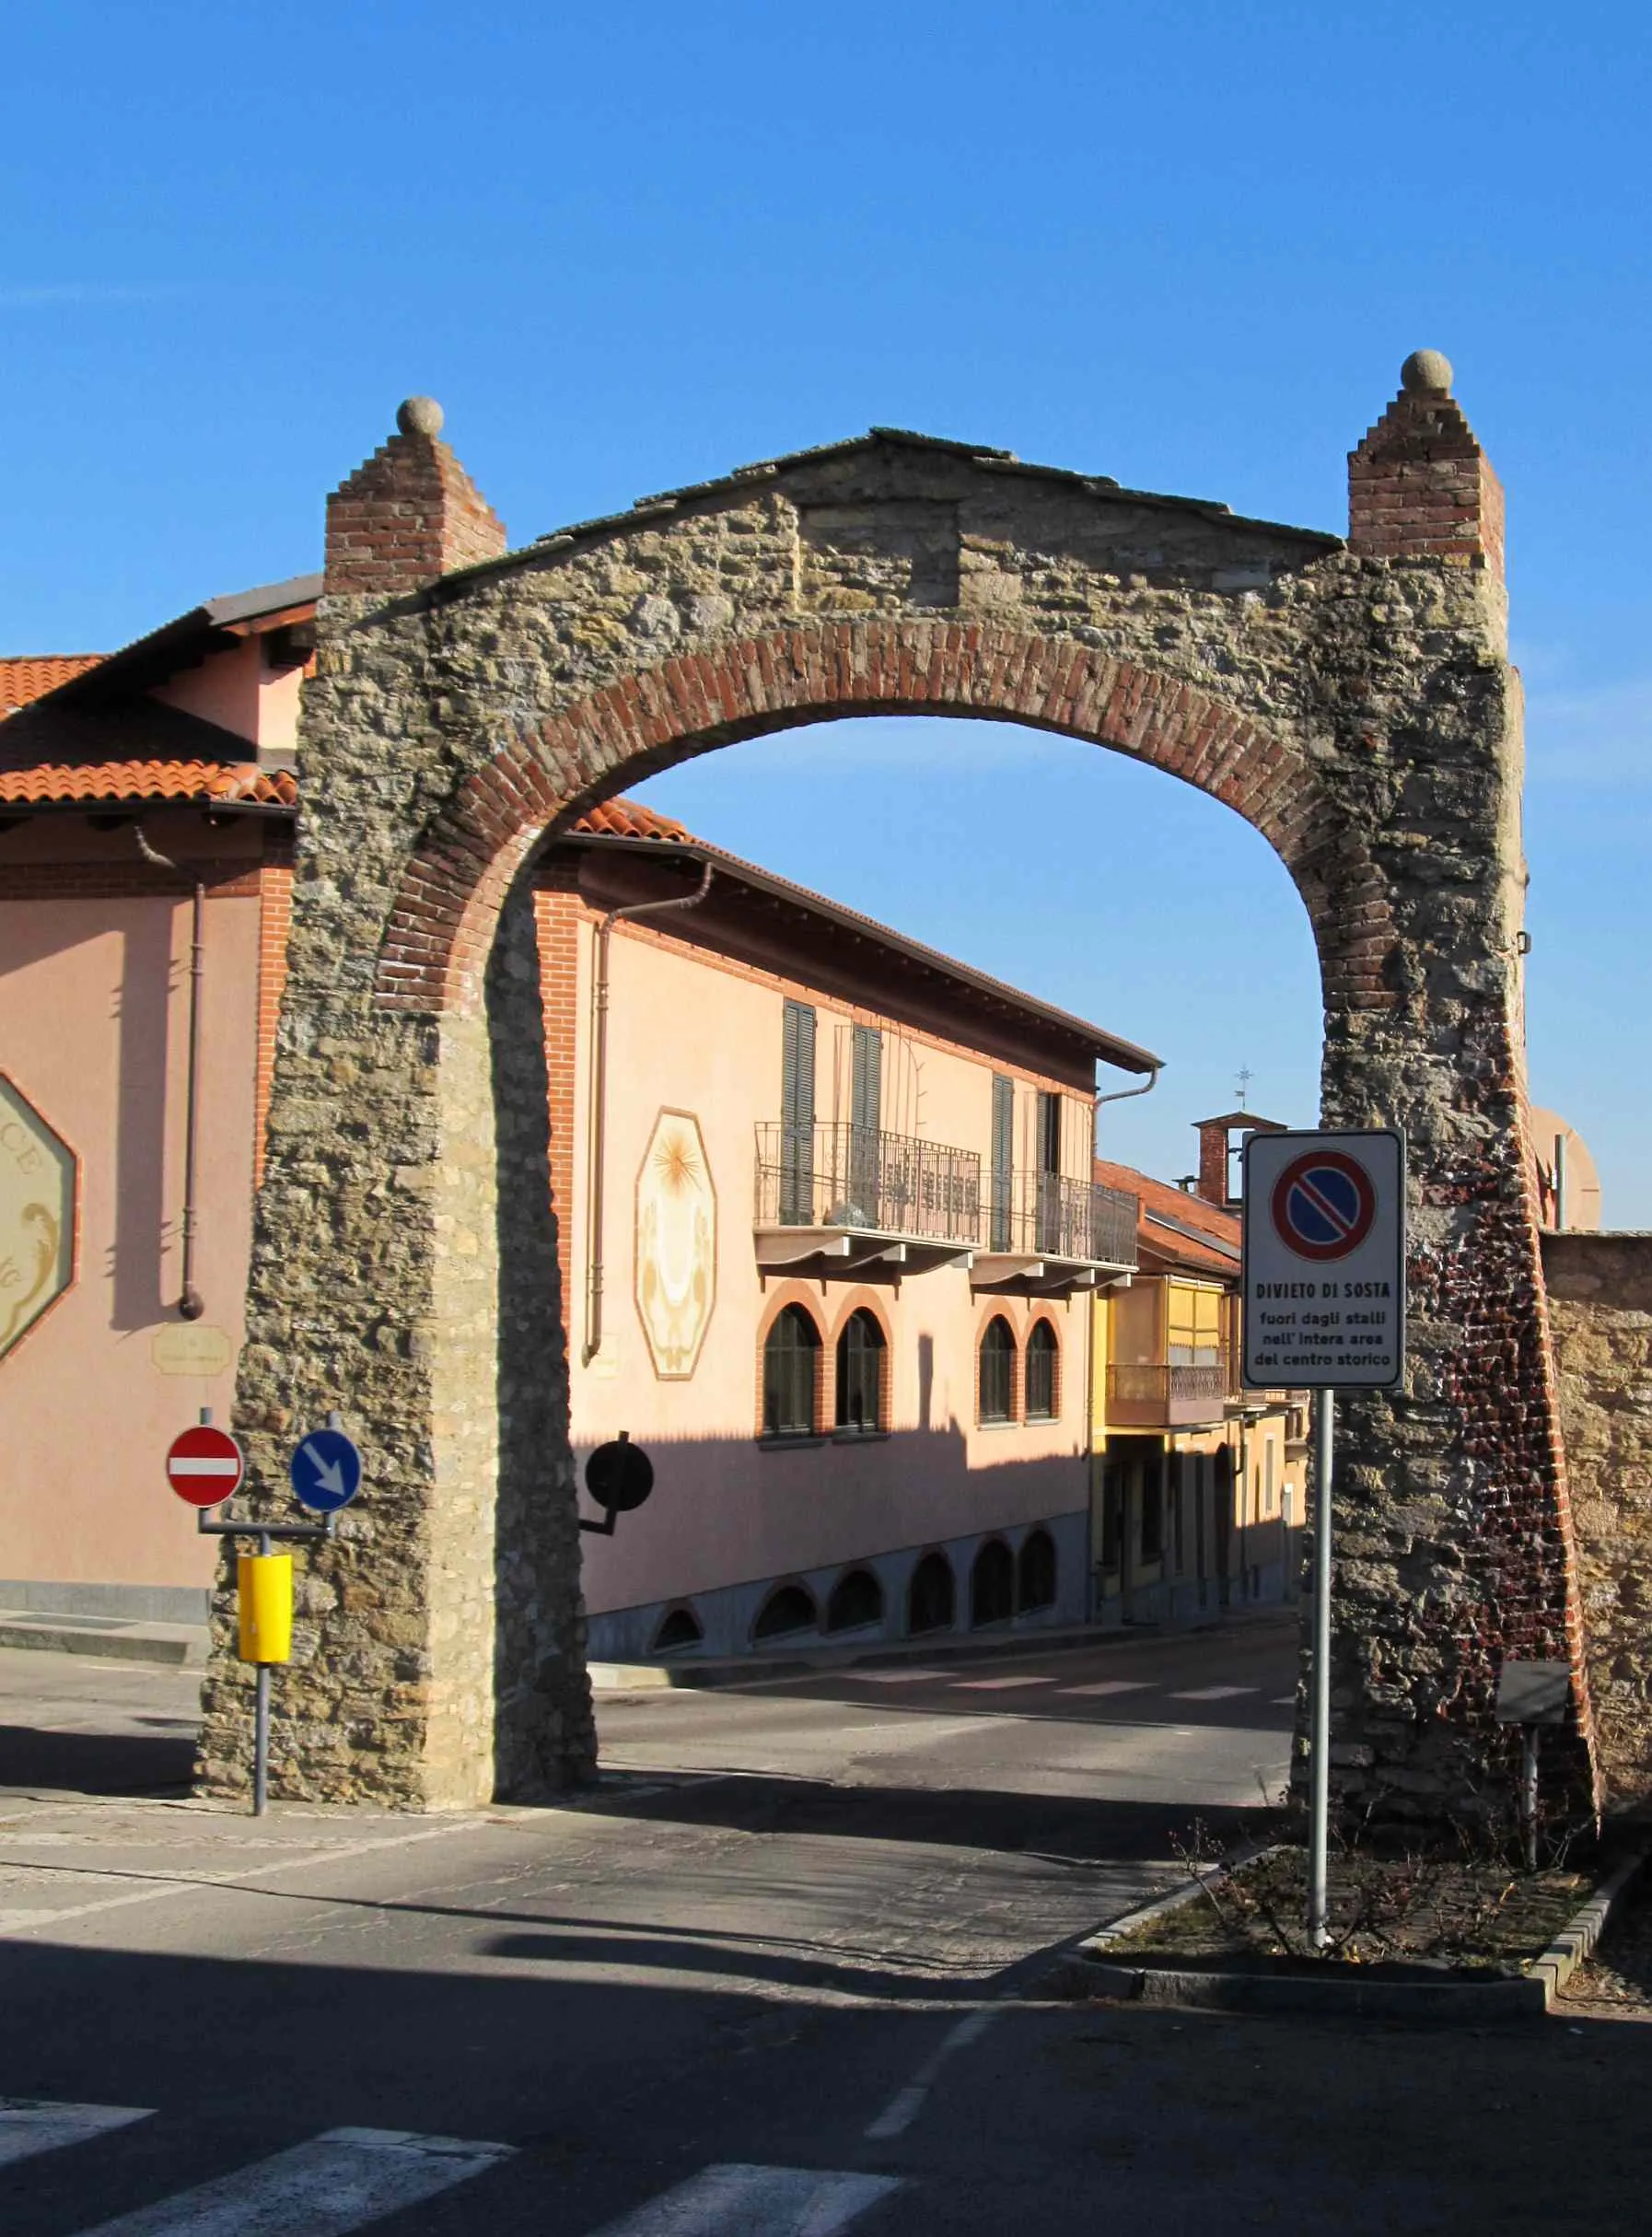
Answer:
[289, 1427, 363, 1514]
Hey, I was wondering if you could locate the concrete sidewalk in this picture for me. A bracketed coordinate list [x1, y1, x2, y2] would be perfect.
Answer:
[0, 1612, 204, 1668]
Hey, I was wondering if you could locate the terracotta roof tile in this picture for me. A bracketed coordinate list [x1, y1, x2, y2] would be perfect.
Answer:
[573, 797, 692, 842]
[0, 759, 297, 808]
[0, 656, 104, 717]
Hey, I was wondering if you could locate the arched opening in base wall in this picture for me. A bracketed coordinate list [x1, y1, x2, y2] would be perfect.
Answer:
[1017, 1528, 1057, 1615]
[971, 1538, 1015, 1629]
[907, 1552, 956, 1637]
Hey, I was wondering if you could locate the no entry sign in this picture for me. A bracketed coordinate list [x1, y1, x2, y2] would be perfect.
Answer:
[1241, 1129, 1406, 1389]
[165, 1422, 245, 1507]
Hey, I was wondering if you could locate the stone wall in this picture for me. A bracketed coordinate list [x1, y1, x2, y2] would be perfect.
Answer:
[1542, 1231, 1652, 1806]
[197, 362, 1597, 1822]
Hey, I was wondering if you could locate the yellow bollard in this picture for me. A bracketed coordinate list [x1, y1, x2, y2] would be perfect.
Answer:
[238, 1552, 294, 1664]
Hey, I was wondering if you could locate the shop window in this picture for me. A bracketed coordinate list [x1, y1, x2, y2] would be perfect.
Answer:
[651, 1605, 704, 1655]
[762, 1305, 820, 1437]
[1017, 1528, 1057, 1614]
[907, 1551, 956, 1636]
[835, 1310, 886, 1434]
[971, 1537, 1015, 1627]
[826, 1567, 884, 1633]
[978, 1316, 1016, 1424]
[1025, 1321, 1058, 1419]
[753, 1581, 818, 1640]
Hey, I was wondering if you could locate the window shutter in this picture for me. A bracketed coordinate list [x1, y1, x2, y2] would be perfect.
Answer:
[781, 1002, 816, 1223]
[991, 1075, 1013, 1251]
[851, 1025, 881, 1134]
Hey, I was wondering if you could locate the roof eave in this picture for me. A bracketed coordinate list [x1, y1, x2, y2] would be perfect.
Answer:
[560, 828, 1161, 1076]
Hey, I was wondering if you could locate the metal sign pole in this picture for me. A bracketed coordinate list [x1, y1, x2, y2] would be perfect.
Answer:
[1309, 1387, 1334, 1949]
[253, 1527, 272, 1819]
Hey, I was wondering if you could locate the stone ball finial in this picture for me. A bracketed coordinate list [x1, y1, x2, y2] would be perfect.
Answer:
[1400, 349, 1453, 398]
[396, 394, 445, 438]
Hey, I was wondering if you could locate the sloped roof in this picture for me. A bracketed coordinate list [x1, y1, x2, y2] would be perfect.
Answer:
[1096, 1156, 1240, 1276]
[34, 574, 321, 709]
[0, 656, 104, 717]
[0, 698, 298, 810]
[566, 819, 1161, 1077]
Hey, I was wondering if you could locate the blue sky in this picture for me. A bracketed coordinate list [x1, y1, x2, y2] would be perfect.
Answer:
[6, 4, 1650, 1211]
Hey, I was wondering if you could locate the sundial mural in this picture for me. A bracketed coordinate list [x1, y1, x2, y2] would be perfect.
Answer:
[0, 1073, 76, 1360]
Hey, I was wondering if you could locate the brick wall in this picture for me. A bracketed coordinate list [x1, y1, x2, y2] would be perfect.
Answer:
[324, 400, 507, 597]
[253, 841, 294, 1189]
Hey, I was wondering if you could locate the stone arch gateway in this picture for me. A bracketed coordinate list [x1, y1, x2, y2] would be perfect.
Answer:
[198, 364, 1600, 1822]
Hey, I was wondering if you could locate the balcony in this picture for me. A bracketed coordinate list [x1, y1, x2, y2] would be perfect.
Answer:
[971, 1173, 1140, 1296]
[753, 1123, 983, 1274]
[1107, 1360, 1230, 1429]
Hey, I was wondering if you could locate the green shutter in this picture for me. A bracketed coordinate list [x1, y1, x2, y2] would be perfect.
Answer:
[991, 1075, 1013, 1251]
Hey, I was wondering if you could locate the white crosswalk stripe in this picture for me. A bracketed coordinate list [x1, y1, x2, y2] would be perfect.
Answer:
[65, 2125, 513, 2237]
[590, 2162, 902, 2236]
[1168, 1684, 1258, 1701]
[950, 1674, 1056, 1692]
[0, 2100, 151, 2169]
[1061, 1680, 1153, 1697]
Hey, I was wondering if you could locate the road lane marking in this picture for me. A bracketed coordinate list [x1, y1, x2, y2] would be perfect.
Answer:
[845, 1671, 947, 1684]
[1061, 1680, 1154, 1697]
[0, 2100, 151, 2168]
[864, 2005, 998, 2140]
[591, 2163, 901, 2235]
[949, 1675, 1058, 1692]
[67, 2126, 512, 2236]
[1167, 1685, 1258, 1701]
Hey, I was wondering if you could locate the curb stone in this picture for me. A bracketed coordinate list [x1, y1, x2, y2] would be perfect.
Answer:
[1042, 1846, 1649, 2020]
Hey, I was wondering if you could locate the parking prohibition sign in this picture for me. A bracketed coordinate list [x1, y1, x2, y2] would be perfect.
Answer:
[1241, 1128, 1405, 1390]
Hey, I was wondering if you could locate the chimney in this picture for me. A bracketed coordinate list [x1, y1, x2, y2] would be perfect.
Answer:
[1196, 1119, 1231, 1207]
[324, 395, 507, 599]
[1348, 351, 1504, 581]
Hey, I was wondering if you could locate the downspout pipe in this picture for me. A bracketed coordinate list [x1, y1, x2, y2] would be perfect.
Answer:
[582, 857, 715, 1366]
[1092, 1061, 1160, 1144]
[134, 825, 206, 1320]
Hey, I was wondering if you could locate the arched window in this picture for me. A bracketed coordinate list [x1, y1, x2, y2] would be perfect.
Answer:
[762, 1305, 820, 1438]
[1025, 1321, 1059, 1419]
[651, 1604, 704, 1655]
[753, 1581, 818, 1640]
[907, 1551, 956, 1636]
[971, 1537, 1015, 1627]
[835, 1309, 886, 1434]
[1017, 1528, 1057, 1614]
[978, 1316, 1016, 1424]
[826, 1567, 884, 1633]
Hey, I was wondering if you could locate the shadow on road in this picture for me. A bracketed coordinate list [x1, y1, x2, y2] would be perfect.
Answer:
[0, 1720, 194, 1800]
[585, 1766, 1281, 1864]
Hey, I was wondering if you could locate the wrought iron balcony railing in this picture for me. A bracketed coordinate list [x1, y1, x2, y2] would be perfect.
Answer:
[754, 1123, 983, 1245]
[993, 1173, 1138, 1267]
[1107, 1360, 1228, 1426]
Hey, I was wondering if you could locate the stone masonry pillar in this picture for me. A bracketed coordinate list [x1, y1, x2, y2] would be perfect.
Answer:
[194, 401, 597, 1807]
[1308, 352, 1596, 1825]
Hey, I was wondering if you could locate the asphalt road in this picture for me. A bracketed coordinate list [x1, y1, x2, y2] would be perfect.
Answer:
[3, 1623, 1651, 2234]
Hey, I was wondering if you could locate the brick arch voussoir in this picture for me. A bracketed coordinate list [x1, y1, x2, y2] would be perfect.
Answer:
[374, 619, 1398, 1017]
